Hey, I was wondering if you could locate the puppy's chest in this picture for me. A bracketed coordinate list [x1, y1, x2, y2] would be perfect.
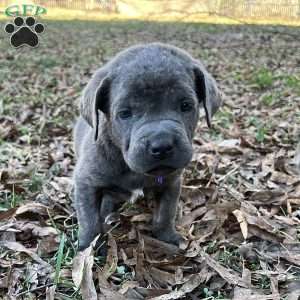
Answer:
[117, 171, 168, 189]
[114, 172, 166, 202]
[128, 188, 145, 204]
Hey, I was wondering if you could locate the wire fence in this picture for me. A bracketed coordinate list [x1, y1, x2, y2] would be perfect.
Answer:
[1, 0, 300, 19]
[219, 0, 300, 19]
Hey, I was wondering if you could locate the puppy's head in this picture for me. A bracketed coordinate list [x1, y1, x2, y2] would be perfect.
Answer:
[80, 43, 222, 176]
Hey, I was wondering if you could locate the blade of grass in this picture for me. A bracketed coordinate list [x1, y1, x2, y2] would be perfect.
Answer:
[55, 233, 65, 285]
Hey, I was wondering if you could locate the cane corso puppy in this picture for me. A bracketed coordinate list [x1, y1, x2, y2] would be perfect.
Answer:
[74, 43, 222, 250]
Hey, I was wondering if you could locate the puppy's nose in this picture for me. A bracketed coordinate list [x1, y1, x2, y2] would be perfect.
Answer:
[149, 139, 174, 160]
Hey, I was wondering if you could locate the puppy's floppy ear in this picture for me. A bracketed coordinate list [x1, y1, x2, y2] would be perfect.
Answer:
[193, 63, 222, 127]
[80, 68, 110, 141]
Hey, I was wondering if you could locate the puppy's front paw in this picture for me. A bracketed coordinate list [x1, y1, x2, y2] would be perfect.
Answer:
[78, 230, 96, 251]
[153, 229, 184, 246]
[78, 238, 91, 251]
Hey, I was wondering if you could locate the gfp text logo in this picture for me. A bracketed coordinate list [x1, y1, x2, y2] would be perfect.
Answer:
[5, 4, 47, 17]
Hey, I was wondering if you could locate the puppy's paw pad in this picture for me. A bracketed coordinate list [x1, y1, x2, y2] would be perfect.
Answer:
[78, 236, 93, 251]
[166, 232, 185, 246]
[153, 230, 184, 246]
[78, 242, 89, 252]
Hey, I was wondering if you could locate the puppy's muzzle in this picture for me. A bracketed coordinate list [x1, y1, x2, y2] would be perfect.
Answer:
[148, 133, 174, 160]
[126, 119, 192, 175]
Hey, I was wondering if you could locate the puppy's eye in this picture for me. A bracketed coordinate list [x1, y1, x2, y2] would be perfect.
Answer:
[118, 109, 132, 119]
[180, 101, 193, 112]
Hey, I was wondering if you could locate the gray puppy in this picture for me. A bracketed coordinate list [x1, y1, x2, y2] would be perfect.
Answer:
[74, 43, 221, 250]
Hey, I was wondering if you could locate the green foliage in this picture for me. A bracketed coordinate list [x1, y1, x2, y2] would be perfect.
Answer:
[218, 247, 240, 270]
[261, 93, 275, 106]
[8, 192, 24, 208]
[247, 116, 269, 143]
[37, 57, 59, 69]
[255, 124, 268, 143]
[55, 233, 66, 284]
[256, 275, 271, 289]
[284, 75, 300, 94]
[252, 68, 274, 89]
[28, 173, 44, 193]
[202, 288, 226, 299]
[215, 108, 234, 129]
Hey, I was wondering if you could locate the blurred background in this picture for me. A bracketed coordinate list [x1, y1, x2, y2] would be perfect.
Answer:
[1, 0, 300, 24]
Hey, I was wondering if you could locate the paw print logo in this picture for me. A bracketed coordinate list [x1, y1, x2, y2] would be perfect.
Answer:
[4, 16, 45, 48]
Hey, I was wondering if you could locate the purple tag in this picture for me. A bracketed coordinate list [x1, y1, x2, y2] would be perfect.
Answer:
[156, 176, 164, 185]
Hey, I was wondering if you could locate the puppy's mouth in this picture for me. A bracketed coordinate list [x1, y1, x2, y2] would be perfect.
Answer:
[145, 166, 177, 177]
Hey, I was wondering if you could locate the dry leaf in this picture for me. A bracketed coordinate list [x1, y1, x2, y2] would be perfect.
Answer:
[72, 244, 97, 300]
[180, 206, 207, 227]
[286, 280, 300, 300]
[200, 251, 250, 288]
[0, 241, 50, 267]
[15, 203, 50, 217]
[150, 273, 206, 300]
[233, 209, 248, 239]
[99, 288, 127, 300]
[45, 285, 56, 300]
[98, 234, 118, 288]
[233, 287, 272, 300]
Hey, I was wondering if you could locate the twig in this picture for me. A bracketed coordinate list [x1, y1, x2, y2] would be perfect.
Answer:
[15, 283, 54, 297]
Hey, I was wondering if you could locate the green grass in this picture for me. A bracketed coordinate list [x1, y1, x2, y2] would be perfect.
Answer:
[255, 124, 269, 143]
[261, 93, 278, 106]
[28, 173, 45, 193]
[47, 217, 81, 298]
[284, 75, 300, 94]
[202, 288, 226, 299]
[55, 233, 66, 284]
[251, 68, 274, 89]
[255, 275, 271, 290]
[217, 247, 241, 272]
[7, 192, 24, 209]
[246, 116, 270, 143]
[215, 108, 234, 129]
[37, 57, 60, 69]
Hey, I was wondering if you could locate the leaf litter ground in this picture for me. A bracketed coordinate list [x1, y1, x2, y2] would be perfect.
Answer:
[0, 21, 299, 299]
